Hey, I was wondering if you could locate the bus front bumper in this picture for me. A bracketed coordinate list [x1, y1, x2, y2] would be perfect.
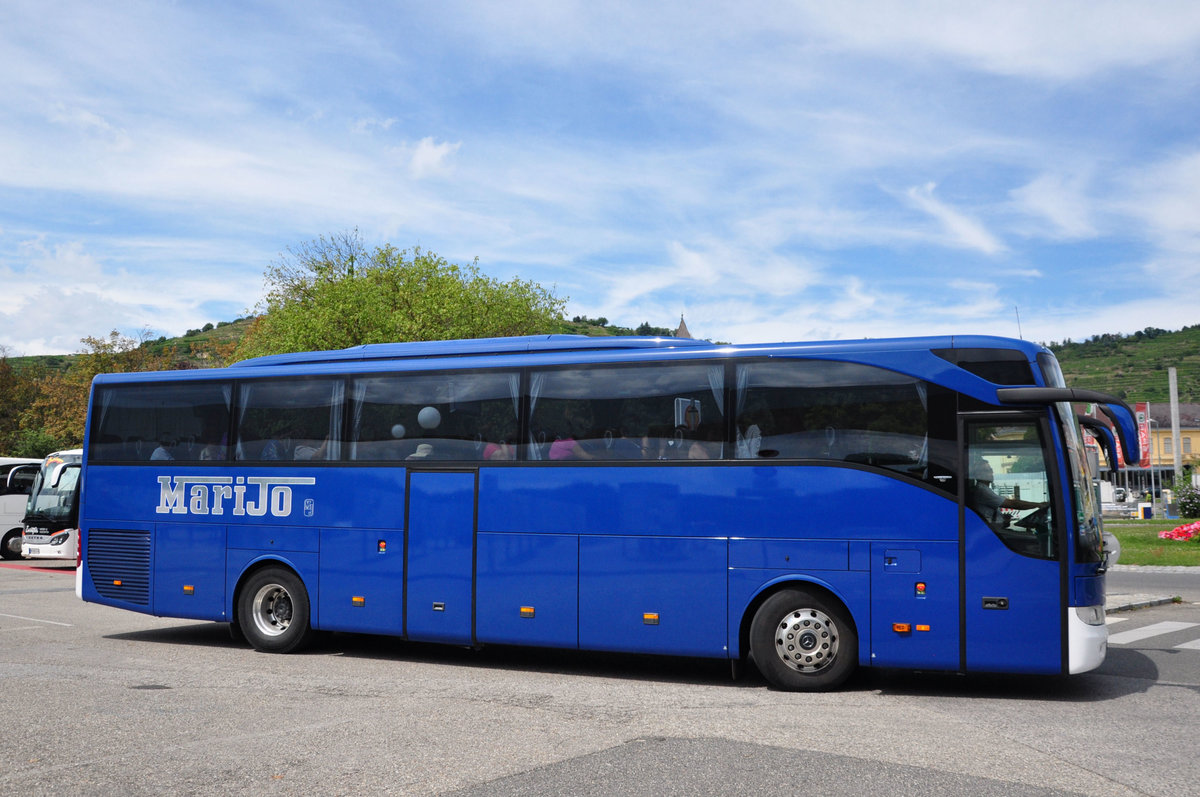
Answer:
[1067, 605, 1107, 674]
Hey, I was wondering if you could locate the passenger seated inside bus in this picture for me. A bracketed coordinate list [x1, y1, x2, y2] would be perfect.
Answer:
[150, 439, 175, 461]
[257, 425, 329, 461]
[686, 425, 723, 460]
[548, 404, 596, 461]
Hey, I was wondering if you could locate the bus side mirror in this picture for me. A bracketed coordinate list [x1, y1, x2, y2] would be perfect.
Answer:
[1079, 417, 1119, 474]
[6, 464, 37, 492]
[51, 463, 80, 488]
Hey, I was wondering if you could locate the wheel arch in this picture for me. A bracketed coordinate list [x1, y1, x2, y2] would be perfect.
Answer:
[736, 575, 859, 663]
[1, 526, 25, 559]
[229, 555, 310, 632]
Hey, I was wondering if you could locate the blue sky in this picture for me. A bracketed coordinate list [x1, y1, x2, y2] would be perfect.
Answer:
[2, 1, 1199, 355]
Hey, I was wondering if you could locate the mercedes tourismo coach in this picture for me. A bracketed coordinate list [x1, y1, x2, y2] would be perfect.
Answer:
[77, 334, 1138, 690]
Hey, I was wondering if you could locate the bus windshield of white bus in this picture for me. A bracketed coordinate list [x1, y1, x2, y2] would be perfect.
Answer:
[25, 457, 81, 527]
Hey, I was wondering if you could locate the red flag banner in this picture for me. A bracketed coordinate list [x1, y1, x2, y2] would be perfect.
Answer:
[1135, 402, 1151, 468]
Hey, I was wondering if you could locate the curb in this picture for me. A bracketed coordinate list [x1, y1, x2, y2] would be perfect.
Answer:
[1106, 594, 1178, 613]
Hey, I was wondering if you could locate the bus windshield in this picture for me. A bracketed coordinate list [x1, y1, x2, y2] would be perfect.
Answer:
[25, 456, 81, 525]
[1058, 404, 1104, 563]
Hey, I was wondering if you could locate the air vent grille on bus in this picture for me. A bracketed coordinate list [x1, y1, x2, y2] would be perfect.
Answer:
[88, 529, 151, 605]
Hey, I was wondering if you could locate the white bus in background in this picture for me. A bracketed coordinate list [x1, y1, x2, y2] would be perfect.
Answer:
[22, 449, 83, 561]
[1, 457, 42, 559]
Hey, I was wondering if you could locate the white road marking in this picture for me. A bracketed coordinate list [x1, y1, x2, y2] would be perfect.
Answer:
[0, 612, 72, 627]
[1108, 621, 1199, 645]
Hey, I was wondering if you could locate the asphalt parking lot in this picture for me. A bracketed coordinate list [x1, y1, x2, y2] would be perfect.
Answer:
[3, 560, 1198, 796]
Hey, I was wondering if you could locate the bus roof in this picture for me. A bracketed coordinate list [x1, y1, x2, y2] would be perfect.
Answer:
[231, 334, 711, 368]
[91, 334, 1054, 386]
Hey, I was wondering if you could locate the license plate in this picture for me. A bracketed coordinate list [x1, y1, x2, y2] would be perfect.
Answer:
[27, 548, 40, 555]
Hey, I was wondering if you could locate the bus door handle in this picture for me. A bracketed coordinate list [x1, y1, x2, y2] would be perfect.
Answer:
[982, 596, 1009, 610]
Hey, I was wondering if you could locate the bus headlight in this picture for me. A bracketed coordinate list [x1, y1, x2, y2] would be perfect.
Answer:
[49, 532, 70, 546]
[1074, 605, 1105, 626]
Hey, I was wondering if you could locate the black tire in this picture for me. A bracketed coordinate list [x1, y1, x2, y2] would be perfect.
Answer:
[749, 588, 857, 691]
[1, 528, 24, 560]
[237, 567, 315, 653]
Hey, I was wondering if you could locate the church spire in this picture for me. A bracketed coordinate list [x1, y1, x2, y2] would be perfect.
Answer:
[674, 314, 691, 339]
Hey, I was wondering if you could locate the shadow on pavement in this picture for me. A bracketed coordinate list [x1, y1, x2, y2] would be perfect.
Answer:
[106, 621, 1161, 700]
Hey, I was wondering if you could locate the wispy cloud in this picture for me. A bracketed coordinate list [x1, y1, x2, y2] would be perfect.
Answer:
[1010, 173, 1097, 240]
[904, 184, 1006, 255]
[0, 1, 1197, 355]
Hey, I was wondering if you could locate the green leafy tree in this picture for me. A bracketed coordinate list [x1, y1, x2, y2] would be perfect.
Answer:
[235, 231, 567, 359]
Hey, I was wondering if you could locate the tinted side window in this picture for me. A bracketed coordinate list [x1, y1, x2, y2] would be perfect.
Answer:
[735, 359, 956, 489]
[529, 362, 725, 461]
[933, 347, 1034, 385]
[2, 466, 36, 495]
[350, 371, 519, 462]
[236, 379, 342, 462]
[91, 383, 232, 463]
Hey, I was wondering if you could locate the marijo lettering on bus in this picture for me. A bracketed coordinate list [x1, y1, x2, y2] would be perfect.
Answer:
[156, 475, 316, 518]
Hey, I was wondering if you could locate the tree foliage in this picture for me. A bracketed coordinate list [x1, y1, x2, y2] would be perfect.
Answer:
[21, 331, 176, 447]
[234, 231, 567, 360]
[1177, 483, 1200, 519]
[0, 350, 45, 454]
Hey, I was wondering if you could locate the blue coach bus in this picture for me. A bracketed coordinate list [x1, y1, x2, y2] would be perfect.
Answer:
[78, 334, 1138, 690]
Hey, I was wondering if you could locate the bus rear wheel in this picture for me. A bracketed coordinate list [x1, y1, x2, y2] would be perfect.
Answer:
[238, 567, 315, 653]
[750, 588, 857, 691]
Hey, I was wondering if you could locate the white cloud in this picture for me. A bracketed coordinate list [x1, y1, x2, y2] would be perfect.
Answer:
[353, 117, 397, 134]
[0, 234, 265, 355]
[1010, 173, 1097, 239]
[904, 183, 1006, 255]
[409, 137, 461, 179]
[1119, 150, 1200, 256]
[793, 1, 1200, 81]
[0, 1, 1196, 357]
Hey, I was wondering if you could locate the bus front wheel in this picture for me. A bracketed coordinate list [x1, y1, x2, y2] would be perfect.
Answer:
[2, 528, 24, 560]
[749, 588, 857, 691]
[237, 567, 315, 654]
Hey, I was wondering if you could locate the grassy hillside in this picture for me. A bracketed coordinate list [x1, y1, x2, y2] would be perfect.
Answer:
[1048, 326, 1200, 403]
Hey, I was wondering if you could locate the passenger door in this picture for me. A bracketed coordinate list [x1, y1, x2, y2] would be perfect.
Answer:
[962, 415, 1063, 674]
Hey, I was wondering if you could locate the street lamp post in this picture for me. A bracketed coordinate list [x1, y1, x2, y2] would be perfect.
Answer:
[1148, 418, 1159, 513]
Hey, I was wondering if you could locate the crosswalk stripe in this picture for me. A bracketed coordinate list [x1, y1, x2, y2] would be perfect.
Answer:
[1105, 617, 1128, 625]
[1108, 621, 1200, 645]
[1174, 638, 1200, 651]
